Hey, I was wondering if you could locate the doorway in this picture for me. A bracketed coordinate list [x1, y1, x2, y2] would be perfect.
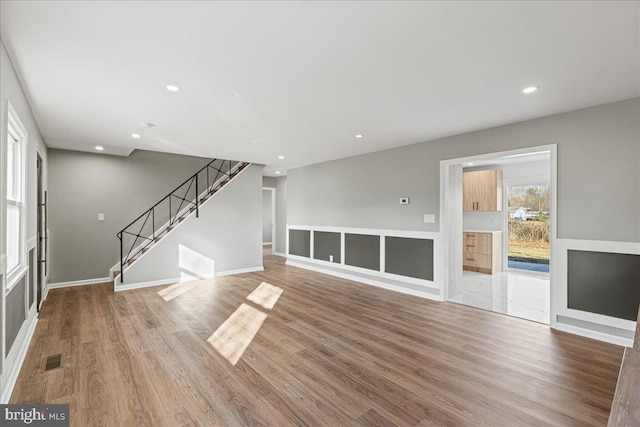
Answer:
[36, 153, 46, 310]
[441, 145, 556, 325]
[262, 187, 276, 254]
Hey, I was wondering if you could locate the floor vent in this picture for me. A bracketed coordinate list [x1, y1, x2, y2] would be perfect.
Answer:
[44, 354, 62, 371]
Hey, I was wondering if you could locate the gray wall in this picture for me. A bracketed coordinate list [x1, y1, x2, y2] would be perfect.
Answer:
[262, 189, 272, 243]
[48, 148, 212, 283]
[262, 176, 276, 187]
[1, 39, 48, 386]
[288, 98, 640, 243]
[119, 164, 263, 286]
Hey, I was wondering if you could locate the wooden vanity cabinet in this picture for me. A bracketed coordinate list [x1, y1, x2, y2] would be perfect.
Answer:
[463, 231, 502, 274]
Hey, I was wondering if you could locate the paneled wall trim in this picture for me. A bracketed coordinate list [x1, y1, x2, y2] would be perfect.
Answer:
[551, 238, 640, 347]
[286, 225, 441, 300]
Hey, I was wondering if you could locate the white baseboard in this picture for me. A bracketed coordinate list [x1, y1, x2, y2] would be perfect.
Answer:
[555, 322, 633, 348]
[262, 242, 272, 246]
[114, 273, 216, 292]
[273, 251, 286, 257]
[216, 266, 264, 277]
[287, 260, 441, 302]
[47, 276, 110, 290]
[114, 266, 264, 292]
[1, 315, 38, 403]
[44, 277, 110, 300]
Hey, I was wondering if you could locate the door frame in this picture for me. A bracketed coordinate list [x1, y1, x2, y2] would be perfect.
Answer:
[262, 187, 276, 254]
[440, 144, 557, 325]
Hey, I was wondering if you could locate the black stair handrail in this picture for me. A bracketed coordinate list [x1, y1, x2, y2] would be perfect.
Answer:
[116, 158, 246, 283]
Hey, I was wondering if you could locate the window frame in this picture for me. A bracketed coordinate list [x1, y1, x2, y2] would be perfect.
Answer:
[5, 102, 28, 291]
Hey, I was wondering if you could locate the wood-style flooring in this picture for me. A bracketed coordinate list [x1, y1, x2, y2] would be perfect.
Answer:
[11, 248, 624, 426]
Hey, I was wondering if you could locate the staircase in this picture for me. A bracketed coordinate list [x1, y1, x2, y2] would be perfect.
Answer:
[111, 159, 251, 284]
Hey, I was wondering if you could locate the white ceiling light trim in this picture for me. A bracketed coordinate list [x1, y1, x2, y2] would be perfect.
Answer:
[166, 84, 180, 92]
[131, 133, 141, 139]
[522, 86, 539, 94]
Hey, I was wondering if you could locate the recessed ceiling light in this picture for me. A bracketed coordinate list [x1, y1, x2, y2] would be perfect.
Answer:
[522, 86, 538, 94]
[166, 84, 180, 92]
[275, 171, 281, 174]
[95, 146, 104, 151]
[355, 134, 364, 138]
[466, 162, 474, 166]
[278, 155, 284, 160]
[131, 133, 141, 139]
[140, 122, 156, 128]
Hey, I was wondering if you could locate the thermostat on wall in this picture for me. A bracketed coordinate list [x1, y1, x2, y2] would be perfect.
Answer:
[400, 197, 409, 205]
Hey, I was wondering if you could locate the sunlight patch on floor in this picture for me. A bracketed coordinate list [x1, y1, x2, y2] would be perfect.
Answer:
[157, 280, 203, 302]
[246, 282, 283, 310]
[208, 303, 268, 365]
[207, 281, 284, 365]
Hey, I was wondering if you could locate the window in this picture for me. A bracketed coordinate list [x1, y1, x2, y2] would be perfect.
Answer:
[6, 108, 26, 277]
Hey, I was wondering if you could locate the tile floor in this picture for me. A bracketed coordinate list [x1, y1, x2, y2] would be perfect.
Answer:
[449, 270, 550, 324]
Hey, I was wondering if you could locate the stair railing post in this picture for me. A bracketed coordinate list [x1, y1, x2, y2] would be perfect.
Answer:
[152, 207, 155, 240]
[196, 174, 200, 218]
[119, 232, 124, 283]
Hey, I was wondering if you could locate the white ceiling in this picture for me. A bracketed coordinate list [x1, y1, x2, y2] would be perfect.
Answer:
[1, 1, 638, 176]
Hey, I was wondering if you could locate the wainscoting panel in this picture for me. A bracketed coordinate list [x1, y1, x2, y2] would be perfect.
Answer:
[552, 238, 640, 347]
[288, 229, 311, 258]
[6, 277, 26, 357]
[568, 250, 640, 321]
[345, 233, 380, 271]
[385, 236, 434, 281]
[286, 225, 441, 300]
[313, 231, 341, 263]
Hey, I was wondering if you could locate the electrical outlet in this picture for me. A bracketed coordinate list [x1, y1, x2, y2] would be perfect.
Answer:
[423, 214, 435, 223]
[329, 255, 334, 262]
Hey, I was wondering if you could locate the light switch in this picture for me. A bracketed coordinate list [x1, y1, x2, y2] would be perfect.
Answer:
[98, 213, 105, 221]
[424, 214, 435, 223]
[400, 197, 409, 205]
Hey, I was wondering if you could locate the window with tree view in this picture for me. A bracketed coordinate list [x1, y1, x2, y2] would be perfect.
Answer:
[507, 184, 550, 272]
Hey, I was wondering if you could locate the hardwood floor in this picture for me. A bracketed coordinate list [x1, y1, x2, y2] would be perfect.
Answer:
[11, 249, 623, 426]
